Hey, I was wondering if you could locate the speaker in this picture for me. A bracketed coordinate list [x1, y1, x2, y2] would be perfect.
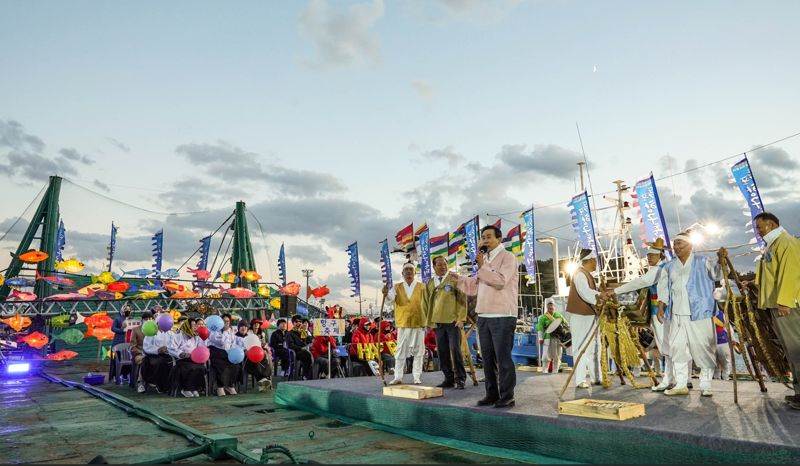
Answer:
[279, 295, 298, 318]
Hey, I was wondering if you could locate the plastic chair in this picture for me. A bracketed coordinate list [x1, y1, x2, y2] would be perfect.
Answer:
[112, 343, 132, 384]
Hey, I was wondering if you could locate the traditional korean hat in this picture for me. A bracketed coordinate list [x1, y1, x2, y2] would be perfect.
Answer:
[645, 237, 670, 254]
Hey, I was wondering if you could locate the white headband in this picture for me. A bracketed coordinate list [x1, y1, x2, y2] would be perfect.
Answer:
[646, 247, 663, 255]
[673, 233, 691, 243]
[402, 263, 415, 271]
[580, 250, 596, 261]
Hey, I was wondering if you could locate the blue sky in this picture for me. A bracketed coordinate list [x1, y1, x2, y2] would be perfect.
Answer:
[2, 1, 799, 310]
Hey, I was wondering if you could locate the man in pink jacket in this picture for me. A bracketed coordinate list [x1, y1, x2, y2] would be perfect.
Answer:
[450, 225, 519, 408]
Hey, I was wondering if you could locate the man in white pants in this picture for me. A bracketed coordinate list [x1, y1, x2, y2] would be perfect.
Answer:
[384, 262, 425, 385]
[656, 232, 725, 397]
[566, 248, 601, 389]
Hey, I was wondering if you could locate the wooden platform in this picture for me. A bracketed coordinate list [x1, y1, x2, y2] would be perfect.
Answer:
[558, 398, 645, 421]
[383, 384, 443, 399]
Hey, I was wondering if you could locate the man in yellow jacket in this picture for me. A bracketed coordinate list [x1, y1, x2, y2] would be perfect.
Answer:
[422, 255, 468, 389]
[753, 212, 800, 409]
[384, 262, 425, 385]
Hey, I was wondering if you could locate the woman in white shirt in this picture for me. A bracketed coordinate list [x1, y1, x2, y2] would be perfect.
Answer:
[234, 320, 272, 391]
[207, 313, 241, 396]
[141, 326, 174, 394]
[169, 319, 207, 397]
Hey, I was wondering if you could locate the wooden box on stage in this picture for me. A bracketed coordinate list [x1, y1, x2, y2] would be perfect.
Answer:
[383, 385, 443, 400]
[517, 366, 542, 372]
[558, 399, 645, 421]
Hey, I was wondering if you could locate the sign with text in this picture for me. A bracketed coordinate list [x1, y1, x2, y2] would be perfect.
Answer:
[312, 318, 345, 337]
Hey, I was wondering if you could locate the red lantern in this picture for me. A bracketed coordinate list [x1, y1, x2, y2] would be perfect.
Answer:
[246, 345, 265, 363]
[197, 326, 209, 341]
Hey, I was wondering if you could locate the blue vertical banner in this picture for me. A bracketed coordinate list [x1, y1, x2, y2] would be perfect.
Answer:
[464, 215, 480, 275]
[196, 236, 211, 271]
[418, 226, 431, 284]
[634, 174, 672, 259]
[107, 222, 119, 272]
[379, 239, 393, 290]
[731, 156, 766, 247]
[151, 229, 164, 275]
[567, 191, 598, 257]
[278, 243, 287, 286]
[521, 208, 537, 278]
[346, 242, 361, 298]
[55, 220, 66, 262]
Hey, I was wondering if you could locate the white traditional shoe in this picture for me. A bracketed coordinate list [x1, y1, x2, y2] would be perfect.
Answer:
[216, 388, 226, 396]
[413, 378, 422, 385]
[224, 387, 237, 395]
[576, 382, 590, 389]
[191, 391, 200, 397]
[701, 390, 713, 397]
[388, 378, 403, 386]
[137, 382, 146, 393]
[180, 390, 194, 398]
[651, 382, 670, 392]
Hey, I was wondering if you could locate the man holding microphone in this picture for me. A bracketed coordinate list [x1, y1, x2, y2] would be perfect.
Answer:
[450, 225, 519, 408]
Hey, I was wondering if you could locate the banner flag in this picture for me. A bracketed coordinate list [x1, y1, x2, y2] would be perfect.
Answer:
[731, 156, 766, 247]
[567, 191, 598, 257]
[634, 174, 672, 259]
[346, 242, 361, 298]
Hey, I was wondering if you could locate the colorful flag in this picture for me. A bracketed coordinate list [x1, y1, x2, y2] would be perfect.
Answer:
[503, 224, 523, 259]
[379, 239, 393, 290]
[418, 226, 431, 283]
[731, 156, 765, 247]
[491, 219, 502, 231]
[634, 174, 672, 259]
[55, 220, 66, 263]
[107, 222, 118, 272]
[278, 243, 287, 286]
[430, 232, 449, 259]
[521, 210, 537, 278]
[151, 229, 163, 275]
[346, 242, 361, 298]
[464, 216, 480, 275]
[567, 191, 598, 257]
[395, 223, 414, 250]
[196, 236, 211, 271]
[448, 223, 465, 266]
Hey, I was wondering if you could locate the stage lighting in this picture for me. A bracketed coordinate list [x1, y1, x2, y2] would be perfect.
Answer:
[7, 362, 31, 375]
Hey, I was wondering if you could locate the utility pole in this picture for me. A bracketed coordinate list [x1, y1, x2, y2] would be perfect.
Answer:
[577, 161, 586, 191]
[302, 269, 313, 300]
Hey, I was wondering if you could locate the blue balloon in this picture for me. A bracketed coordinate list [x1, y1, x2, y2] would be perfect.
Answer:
[205, 315, 224, 332]
[227, 346, 245, 364]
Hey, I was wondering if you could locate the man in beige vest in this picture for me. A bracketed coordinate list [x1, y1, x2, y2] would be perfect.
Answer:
[752, 212, 800, 409]
[383, 262, 425, 385]
[566, 248, 601, 389]
[422, 255, 467, 389]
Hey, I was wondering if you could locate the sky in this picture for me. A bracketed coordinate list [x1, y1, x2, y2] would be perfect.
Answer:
[2, 0, 799, 311]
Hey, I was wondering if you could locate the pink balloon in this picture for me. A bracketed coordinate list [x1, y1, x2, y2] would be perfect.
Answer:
[190, 346, 210, 364]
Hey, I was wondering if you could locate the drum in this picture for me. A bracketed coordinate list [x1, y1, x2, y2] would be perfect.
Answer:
[545, 318, 572, 348]
[638, 327, 656, 351]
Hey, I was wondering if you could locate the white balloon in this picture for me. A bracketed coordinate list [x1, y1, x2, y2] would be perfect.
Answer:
[243, 334, 261, 349]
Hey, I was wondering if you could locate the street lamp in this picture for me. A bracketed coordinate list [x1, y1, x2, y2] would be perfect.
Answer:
[301, 269, 313, 300]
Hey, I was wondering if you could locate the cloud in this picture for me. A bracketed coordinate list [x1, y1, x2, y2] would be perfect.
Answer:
[435, 0, 525, 23]
[59, 148, 94, 165]
[0, 120, 45, 153]
[497, 144, 583, 180]
[286, 244, 332, 265]
[0, 152, 78, 182]
[421, 145, 464, 168]
[174, 141, 345, 197]
[749, 147, 798, 190]
[299, 0, 384, 68]
[106, 137, 131, 152]
[411, 80, 433, 99]
[93, 179, 110, 192]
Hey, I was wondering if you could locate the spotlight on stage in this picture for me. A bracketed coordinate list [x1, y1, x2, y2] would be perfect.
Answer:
[565, 262, 580, 276]
[6, 362, 31, 375]
[689, 231, 704, 246]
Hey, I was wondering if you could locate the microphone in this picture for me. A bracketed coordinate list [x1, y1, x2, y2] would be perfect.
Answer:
[479, 245, 488, 254]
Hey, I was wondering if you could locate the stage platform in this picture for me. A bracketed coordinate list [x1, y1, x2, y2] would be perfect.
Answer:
[275, 370, 800, 464]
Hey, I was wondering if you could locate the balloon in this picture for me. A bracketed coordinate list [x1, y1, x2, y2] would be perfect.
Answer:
[142, 321, 158, 337]
[243, 334, 261, 350]
[205, 315, 224, 332]
[227, 346, 245, 364]
[196, 326, 209, 341]
[191, 346, 210, 364]
[246, 345, 265, 363]
[156, 314, 173, 332]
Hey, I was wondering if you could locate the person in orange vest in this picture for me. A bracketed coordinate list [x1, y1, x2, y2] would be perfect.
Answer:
[383, 262, 425, 385]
